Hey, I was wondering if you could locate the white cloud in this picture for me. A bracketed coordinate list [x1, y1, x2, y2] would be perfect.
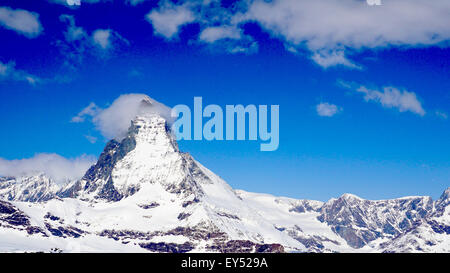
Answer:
[92, 29, 112, 49]
[0, 153, 96, 184]
[60, 14, 86, 42]
[435, 111, 448, 120]
[340, 81, 426, 116]
[238, 0, 450, 51]
[316, 102, 341, 117]
[71, 102, 100, 123]
[311, 50, 362, 70]
[199, 26, 242, 43]
[146, 3, 195, 39]
[126, 0, 147, 6]
[84, 135, 98, 144]
[49, 0, 101, 6]
[92, 28, 129, 50]
[0, 60, 41, 85]
[67, 0, 81, 5]
[72, 94, 173, 140]
[0, 6, 42, 38]
[356, 86, 425, 116]
[198, 25, 259, 54]
[145, 0, 449, 68]
[367, 0, 382, 6]
[58, 15, 128, 65]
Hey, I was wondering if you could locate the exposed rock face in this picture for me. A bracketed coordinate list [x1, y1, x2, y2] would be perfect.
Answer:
[235, 188, 450, 252]
[0, 174, 60, 202]
[434, 188, 450, 218]
[0, 200, 30, 226]
[289, 200, 322, 213]
[206, 240, 284, 253]
[58, 114, 209, 203]
[0, 200, 46, 236]
[317, 194, 434, 248]
[377, 188, 450, 253]
[140, 242, 195, 253]
[59, 130, 137, 201]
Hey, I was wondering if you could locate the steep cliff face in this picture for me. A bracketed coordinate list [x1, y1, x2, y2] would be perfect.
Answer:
[378, 188, 450, 253]
[0, 174, 60, 202]
[317, 194, 434, 248]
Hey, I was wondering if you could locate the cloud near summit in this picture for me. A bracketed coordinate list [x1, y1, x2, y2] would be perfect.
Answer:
[72, 94, 173, 140]
[0, 153, 96, 184]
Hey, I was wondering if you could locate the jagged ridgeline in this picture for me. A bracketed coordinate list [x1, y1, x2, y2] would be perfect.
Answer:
[0, 99, 449, 252]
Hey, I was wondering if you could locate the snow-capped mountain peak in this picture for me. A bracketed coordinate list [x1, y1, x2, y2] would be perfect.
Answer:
[0, 174, 60, 202]
[60, 113, 181, 202]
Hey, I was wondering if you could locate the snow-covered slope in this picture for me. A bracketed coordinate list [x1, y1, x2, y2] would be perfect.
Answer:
[235, 190, 352, 252]
[377, 189, 450, 253]
[0, 174, 60, 202]
[235, 189, 449, 252]
[317, 193, 434, 248]
[0, 98, 448, 252]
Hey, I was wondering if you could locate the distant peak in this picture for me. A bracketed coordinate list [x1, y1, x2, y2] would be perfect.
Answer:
[439, 187, 450, 200]
[340, 193, 362, 200]
[138, 96, 154, 109]
[135, 96, 173, 125]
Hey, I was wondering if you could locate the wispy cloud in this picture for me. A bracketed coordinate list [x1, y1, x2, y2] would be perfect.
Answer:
[92, 29, 112, 49]
[84, 135, 98, 144]
[72, 94, 173, 140]
[199, 26, 242, 43]
[0, 153, 96, 184]
[49, 0, 100, 6]
[199, 25, 259, 55]
[71, 102, 100, 123]
[50, 0, 147, 6]
[0, 6, 42, 38]
[146, 3, 195, 40]
[311, 50, 362, 70]
[238, 0, 450, 68]
[57, 14, 129, 66]
[126, 0, 147, 7]
[57, 0, 152, 7]
[316, 102, 341, 117]
[141, 0, 450, 68]
[0, 60, 41, 85]
[339, 81, 426, 116]
[435, 110, 448, 120]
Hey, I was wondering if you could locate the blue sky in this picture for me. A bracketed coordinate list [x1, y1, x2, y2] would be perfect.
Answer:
[0, 0, 449, 201]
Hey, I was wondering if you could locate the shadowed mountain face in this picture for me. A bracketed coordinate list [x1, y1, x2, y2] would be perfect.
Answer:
[0, 175, 59, 203]
[317, 194, 434, 248]
[0, 110, 448, 253]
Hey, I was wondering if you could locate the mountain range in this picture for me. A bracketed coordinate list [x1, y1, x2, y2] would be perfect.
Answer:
[0, 101, 448, 253]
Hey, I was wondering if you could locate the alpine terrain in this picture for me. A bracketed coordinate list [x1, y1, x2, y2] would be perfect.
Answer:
[0, 98, 448, 253]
